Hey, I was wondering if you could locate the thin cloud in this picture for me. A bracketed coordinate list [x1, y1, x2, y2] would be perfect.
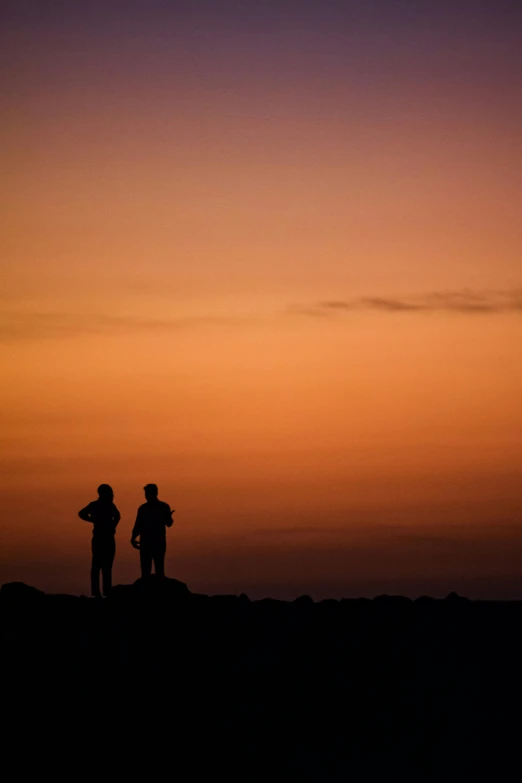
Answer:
[360, 297, 426, 312]
[296, 289, 522, 317]
[3, 287, 522, 341]
[0, 311, 242, 341]
[318, 301, 357, 311]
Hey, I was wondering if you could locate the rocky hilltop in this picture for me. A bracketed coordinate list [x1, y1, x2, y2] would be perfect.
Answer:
[2, 577, 521, 778]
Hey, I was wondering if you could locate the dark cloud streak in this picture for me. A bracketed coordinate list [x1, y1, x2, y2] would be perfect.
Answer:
[2, 289, 522, 341]
[305, 289, 522, 317]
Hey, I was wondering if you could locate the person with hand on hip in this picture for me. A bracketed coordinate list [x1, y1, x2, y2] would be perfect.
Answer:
[78, 484, 120, 597]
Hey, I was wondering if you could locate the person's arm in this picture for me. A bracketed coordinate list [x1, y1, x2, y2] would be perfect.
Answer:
[165, 503, 174, 528]
[113, 504, 121, 527]
[78, 503, 93, 522]
[131, 508, 141, 547]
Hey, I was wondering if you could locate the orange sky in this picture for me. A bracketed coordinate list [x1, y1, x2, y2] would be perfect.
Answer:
[1, 1, 522, 597]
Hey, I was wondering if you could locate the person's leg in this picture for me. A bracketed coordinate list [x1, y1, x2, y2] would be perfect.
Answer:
[140, 548, 153, 579]
[153, 546, 166, 578]
[91, 542, 101, 597]
[102, 539, 115, 597]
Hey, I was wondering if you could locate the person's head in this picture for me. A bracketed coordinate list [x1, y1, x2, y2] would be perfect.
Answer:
[144, 483, 158, 501]
[97, 484, 114, 501]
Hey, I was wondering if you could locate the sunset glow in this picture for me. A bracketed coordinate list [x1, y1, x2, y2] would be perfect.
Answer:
[2, 1, 522, 597]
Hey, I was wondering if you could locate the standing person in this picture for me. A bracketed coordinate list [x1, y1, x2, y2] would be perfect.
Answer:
[78, 484, 120, 597]
[131, 484, 174, 579]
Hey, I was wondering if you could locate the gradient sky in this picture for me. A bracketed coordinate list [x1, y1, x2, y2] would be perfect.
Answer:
[1, 0, 522, 598]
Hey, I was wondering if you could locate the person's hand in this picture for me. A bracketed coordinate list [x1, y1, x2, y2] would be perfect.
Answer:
[131, 538, 140, 550]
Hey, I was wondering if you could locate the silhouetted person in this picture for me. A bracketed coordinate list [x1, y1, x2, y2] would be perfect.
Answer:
[78, 484, 120, 597]
[131, 484, 174, 579]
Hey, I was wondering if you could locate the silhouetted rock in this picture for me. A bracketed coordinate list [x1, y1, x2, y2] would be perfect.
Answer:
[2, 581, 522, 779]
[414, 595, 437, 606]
[294, 594, 314, 607]
[210, 593, 242, 605]
[445, 591, 469, 602]
[111, 574, 190, 600]
[48, 593, 80, 604]
[374, 594, 412, 606]
[0, 582, 45, 601]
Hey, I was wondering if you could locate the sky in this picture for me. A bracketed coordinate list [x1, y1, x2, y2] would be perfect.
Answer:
[1, 0, 522, 598]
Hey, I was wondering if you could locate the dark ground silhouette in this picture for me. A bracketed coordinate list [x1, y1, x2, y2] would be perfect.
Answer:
[2, 578, 522, 779]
